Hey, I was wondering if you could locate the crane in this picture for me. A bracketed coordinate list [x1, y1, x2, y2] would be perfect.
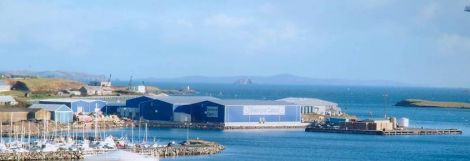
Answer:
[108, 74, 112, 82]
[142, 81, 147, 94]
[128, 76, 133, 90]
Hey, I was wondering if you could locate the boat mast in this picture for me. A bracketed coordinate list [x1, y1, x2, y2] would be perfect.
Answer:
[0, 120, 2, 143]
[94, 114, 98, 140]
[28, 121, 31, 145]
[145, 123, 148, 143]
[9, 113, 12, 143]
[131, 123, 134, 143]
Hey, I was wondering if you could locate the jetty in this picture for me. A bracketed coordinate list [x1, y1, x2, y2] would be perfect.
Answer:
[305, 127, 462, 136]
[126, 140, 224, 158]
[305, 117, 463, 136]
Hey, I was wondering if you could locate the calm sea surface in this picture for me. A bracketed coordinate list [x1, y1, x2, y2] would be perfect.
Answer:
[112, 83, 470, 161]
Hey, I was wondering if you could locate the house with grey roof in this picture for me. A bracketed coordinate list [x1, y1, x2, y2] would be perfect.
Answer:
[0, 96, 17, 106]
[29, 104, 73, 123]
[0, 81, 10, 92]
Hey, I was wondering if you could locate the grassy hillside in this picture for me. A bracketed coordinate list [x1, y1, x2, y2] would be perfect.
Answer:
[7, 78, 84, 92]
[396, 99, 470, 109]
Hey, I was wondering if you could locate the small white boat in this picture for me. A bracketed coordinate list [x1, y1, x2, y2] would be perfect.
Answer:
[42, 143, 59, 152]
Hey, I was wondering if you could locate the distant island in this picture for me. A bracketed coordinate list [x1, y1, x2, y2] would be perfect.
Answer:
[395, 99, 470, 109]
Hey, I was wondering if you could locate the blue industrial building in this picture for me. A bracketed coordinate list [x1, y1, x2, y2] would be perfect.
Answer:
[74, 96, 140, 115]
[186, 100, 301, 124]
[29, 104, 74, 123]
[39, 99, 106, 114]
[138, 96, 219, 121]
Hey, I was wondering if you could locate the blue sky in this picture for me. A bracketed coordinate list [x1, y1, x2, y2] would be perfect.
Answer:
[1, 0, 470, 88]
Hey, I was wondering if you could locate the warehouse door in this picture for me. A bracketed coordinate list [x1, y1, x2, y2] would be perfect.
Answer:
[77, 107, 83, 113]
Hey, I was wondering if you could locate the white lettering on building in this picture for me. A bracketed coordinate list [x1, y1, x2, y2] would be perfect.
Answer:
[243, 105, 285, 115]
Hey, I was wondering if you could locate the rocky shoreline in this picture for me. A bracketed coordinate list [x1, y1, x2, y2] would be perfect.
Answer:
[0, 140, 224, 160]
[0, 151, 83, 160]
[129, 139, 225, 158]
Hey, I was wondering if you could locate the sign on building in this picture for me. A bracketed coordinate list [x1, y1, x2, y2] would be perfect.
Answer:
[206, 106, 218, 117]
[243, 105, 285, 115]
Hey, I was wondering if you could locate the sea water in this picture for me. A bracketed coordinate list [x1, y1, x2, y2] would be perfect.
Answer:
[114, 83, 470, 161]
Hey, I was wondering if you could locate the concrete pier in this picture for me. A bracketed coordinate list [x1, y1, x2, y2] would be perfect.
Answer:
[305, 127, 463, 135]
[144, 121, 308, 130]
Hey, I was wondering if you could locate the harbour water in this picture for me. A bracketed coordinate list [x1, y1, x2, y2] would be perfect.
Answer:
[107, 83, 470, 161]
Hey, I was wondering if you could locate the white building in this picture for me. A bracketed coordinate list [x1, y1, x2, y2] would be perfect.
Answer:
[89, 81, 112, 87]
[278, 97, 341, 115]
[129, 85, 146, 94]
[0, 81, 10, 92]
[79, 86, 113, 96]
[0, 96, 18, 106]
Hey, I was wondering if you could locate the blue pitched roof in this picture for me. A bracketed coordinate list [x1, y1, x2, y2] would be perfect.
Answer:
[209, 99, 296, 106]
[147, 96, 220, 105]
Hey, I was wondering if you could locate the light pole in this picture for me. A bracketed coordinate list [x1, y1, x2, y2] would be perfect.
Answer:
[383, 94, 388, 119]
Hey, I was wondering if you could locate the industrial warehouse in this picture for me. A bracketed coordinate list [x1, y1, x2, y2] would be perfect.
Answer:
[111, 95, 341, 129]
[39, 98, 106, 114]
[0, 95, 341, 129]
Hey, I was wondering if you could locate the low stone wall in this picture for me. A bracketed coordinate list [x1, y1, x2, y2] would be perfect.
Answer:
[0, 151, 83, 160]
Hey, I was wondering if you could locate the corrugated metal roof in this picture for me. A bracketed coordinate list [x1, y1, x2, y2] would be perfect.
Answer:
[0, 108, 42, 112]
[29, 104, 72, 111]
[210, 99, 296, 106]
[148, 96, 220, 105]
[76, 95, 138, 106]
[278, 97, 338, 106]
[0, 96, 16, 102]
[40, 98, 106, 103]
[0, 81, 9, 86]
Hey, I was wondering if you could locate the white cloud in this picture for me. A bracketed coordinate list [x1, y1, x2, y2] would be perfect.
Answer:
[203, 14, 247, 28]
[176, 19, 194, 28]
[437, 33, 470, 55]
[356, 0, 393, 9]
[0, 1, 122, 55]
[417, 3, 440, 22]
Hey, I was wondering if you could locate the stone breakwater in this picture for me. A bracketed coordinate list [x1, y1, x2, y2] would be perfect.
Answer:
[130, 140, 225, 158]
[0, 151, 83, 160]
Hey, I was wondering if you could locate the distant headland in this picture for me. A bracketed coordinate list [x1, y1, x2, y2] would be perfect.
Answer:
[395, 99, 470, 109]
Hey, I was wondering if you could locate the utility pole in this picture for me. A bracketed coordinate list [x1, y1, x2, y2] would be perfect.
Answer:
[383, 94, 388, 119]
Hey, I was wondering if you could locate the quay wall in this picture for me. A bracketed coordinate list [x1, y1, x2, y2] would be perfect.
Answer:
[305, 127, 463, 135]
[144, 121, 308, 130]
